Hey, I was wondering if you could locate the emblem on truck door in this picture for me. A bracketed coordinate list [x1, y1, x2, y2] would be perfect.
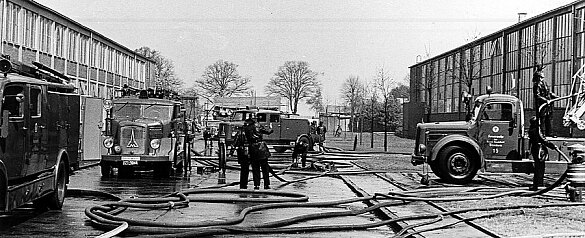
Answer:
[127, 129, 139, 148]
[492, 126, 500, 133]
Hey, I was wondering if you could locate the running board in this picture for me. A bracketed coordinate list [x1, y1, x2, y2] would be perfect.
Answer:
[484, 160, 568, 174]
[3, 173, 54, 212]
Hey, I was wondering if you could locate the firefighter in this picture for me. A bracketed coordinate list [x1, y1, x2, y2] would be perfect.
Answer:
[244, 117, 274, 189]
[231, 124, 251, 189]
[317, 121, 327, 151]
[533, 68, 558, 136]
[528, 116, 557, 191]
[292, 139, 309, 168]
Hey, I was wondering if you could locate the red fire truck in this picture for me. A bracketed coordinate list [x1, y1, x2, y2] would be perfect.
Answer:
[100, 89, 189, 177]
[0, 59, 79, 211]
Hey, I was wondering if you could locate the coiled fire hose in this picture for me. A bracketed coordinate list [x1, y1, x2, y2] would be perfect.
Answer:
[75, 146, 578, 237]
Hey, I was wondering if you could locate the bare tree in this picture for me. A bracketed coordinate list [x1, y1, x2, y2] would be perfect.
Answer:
[306, 87, 325, 115]
[135, 46, 183, 92]
[375, 67, 394, 151]
[266, 61, 320, 114]
[340, 75, 365, 132]
[522, 32, 565, 70]
[194, 60, 251, 98]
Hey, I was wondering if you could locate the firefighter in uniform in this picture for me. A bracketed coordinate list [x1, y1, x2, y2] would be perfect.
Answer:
[292, 138, 309, 168]
[231, 124, 251, 189]
[528, 116, 557, 191]
[317, 121, 327, 151]
[244, 117, 274, 189]
[533, 69, 558, 136]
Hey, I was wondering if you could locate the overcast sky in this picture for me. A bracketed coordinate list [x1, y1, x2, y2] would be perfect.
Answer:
[35, 0, 575, 115]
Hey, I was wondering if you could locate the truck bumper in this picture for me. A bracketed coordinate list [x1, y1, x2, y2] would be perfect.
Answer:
[101, 155, 171, 168]
[411, 154, 425, 166]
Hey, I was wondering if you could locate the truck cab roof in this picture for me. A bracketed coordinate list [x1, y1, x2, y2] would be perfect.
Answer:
[474, 93, 520, 104]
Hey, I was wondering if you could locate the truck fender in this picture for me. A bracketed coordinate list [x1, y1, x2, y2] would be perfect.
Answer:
[297, 134, 313, 148]
[56, 149, 70, 178]
[430, 134, 484, 165]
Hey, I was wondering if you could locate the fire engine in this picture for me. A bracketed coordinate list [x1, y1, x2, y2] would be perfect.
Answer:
[217, 108, 315, 152]
[100, 89, 190, 177]
[0, 58, 79, 211]
[411, 82, 585, 184]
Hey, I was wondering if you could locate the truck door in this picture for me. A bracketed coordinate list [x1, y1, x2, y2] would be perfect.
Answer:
[477, 102, 519, 160]
[26, 85, 48, 174]
[1, 84, 28, 179]
[262, 113, 281, 140]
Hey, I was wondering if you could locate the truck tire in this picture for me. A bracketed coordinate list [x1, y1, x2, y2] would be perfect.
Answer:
[429, 160, 444, 179]
[100, 162, 112, 177]
[437, 145, 479, 184]
[155, 163, 172, 178]
[35, 159, 68, 210]
[118, 166, 134, 178]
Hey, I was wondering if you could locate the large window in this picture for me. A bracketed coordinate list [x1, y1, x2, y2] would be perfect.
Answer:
[5, 3, 20, 43]
[68, 30, 78, 61]
[40, 17, 52, 53]
[23, 9, 36, 49]
[55, 24, 65, 57]
[79, 35, 89, 65]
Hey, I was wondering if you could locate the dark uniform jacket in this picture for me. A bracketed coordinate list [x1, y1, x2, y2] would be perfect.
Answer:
[244, 121, 273, 160]
[533, 80, 557, 116]
[232, 128, 250, 164]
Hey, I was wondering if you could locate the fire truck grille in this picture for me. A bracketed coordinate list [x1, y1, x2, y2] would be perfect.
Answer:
[121, 126, 146, 154]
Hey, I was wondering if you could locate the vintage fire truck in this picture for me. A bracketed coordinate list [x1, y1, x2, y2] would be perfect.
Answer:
[410, 84, 585, 184]
[100, 90, 189, 177]
[0, 59, 79, 212]
[217, 108, 315, 152]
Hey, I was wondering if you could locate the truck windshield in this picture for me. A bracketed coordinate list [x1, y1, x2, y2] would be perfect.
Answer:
[113, 103, 172, 120]
[233, 112, 254, 121]
[472, 101, 482, 121]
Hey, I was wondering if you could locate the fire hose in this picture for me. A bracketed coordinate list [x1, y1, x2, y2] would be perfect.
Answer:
[76, 141, 580, 237]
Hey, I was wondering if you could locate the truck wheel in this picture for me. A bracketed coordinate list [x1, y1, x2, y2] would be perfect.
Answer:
[35, 159, 68, 210]
[155, 163, 171, 178]
[100, 163, 112, 177]
[437, 145, 479, 184]
[297, 136, 312, 152]
[429, 160, 444, 179]
[118, 166, 134, 178]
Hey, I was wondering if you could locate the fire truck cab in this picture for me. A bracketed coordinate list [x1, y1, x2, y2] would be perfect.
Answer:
[0, 59, 78, 212]
[100, 90, 188, 177]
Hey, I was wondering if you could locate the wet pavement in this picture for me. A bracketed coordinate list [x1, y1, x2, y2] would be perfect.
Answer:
[0, 156, 395, 237]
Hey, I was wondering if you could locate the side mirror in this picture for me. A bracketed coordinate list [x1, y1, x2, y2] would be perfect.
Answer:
[465, 113, 473, 121]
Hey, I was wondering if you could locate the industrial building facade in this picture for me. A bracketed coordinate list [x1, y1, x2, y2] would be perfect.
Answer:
[405, 1, 585, 138]
[0, 0, 154, 98]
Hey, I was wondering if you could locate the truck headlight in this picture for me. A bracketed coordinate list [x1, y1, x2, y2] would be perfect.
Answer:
[418, 144, 427, 154]
[113, 145, 122, 154]
[150, 139, 161, 149]
[103, 137, 114, 148]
